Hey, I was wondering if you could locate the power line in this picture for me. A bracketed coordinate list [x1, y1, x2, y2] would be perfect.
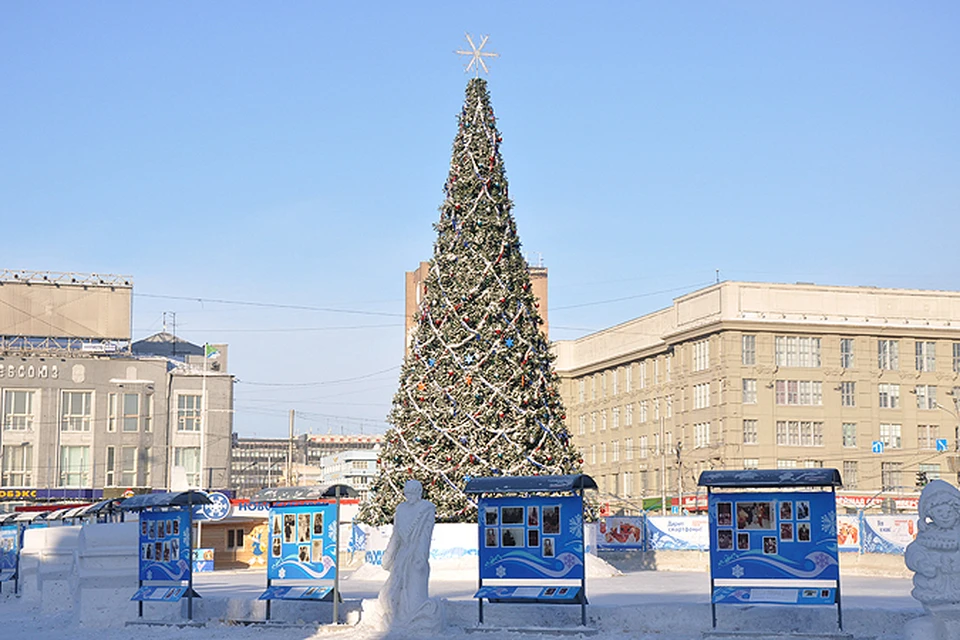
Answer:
[135, 293, 405, 318]
[236, 365, 400, 387]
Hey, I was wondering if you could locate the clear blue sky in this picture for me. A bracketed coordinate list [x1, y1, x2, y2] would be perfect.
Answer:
[2, 2, 957, 438]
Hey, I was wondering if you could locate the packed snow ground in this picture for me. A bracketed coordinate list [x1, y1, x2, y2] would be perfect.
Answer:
[0, 558, 923, 640]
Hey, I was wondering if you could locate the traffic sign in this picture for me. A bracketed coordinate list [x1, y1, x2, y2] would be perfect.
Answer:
[872, 441, 885, 454]
[937, 438, 949, 452]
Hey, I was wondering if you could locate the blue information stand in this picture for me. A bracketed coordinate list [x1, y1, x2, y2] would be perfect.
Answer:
[0, 520, 21, 594]
[121, 491, 212, 621]
[698, 469, 844, 631]
[465, 475, 597, 628]
[252, 484, 357, 624]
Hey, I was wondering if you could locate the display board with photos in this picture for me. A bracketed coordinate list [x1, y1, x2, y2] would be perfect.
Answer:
[266, 504, 337, 582]
[708, 491, 839, 585]
[137, 510, 191, 582]
[0, 525, 18, 582]
[478, 495, 584, 581]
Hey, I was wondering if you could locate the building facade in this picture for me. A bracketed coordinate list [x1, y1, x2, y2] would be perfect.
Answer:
[230, 433, 382, 497]
[318, 448, 379, 502]
[554, 281, 960, 509]
[0, 270, 234, 500]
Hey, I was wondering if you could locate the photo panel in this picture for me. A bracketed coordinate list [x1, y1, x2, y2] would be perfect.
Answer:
[141, 521, 147, 537]
[173, 519, 179, 536]
[527, 530, 540, 548]
[736, 501, 774, 530]
[737, 532, 750, 550]
[313, 512, 324, 537]
[780, 523, 794, 542]
[162, 541, 170, 562]
[273, 515, 282, 536]
[796, 501, 810, 520]
[501, 507, 524, 525]
[779, 501, 793, 521]
[717, 529, 733, 550]
[298, 544, 310, 562]
[542, 537, 556, 558]
[527, 506, 540, 527]
[272, 537, 281, 557]
[763, 536, 778, 555]
[312, 539, 323, 563]
[142, 543, 149, 560]
[166, 520, 172, 536]
[484, 507, 499, 526]
[543, 505, 561, 535]
[798, 522, 811, 542]
[717, 502, 732, 527]
[154, 541, 162, 559]
[544, 587, 557, 596]
[171, 539, 180, 560]
[283, 514, 296, 543]
[485, 528, 499, 548]
[298, 513, 311, 542]
[501, 527, 524, 548]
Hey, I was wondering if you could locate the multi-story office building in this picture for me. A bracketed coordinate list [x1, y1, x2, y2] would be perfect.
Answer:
[318, 449, 379, 502]
[230, 433, 381, 497]
[0, 270, 234, 501]
[554, 281, 960, 508]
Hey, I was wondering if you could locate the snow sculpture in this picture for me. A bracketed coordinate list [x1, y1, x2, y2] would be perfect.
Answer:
[376, 479, 440, 632]
[905, 479, 960, 640]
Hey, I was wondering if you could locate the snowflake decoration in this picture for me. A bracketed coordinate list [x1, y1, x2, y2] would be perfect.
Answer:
[495, 565, 507, 578]
[328, 522, 338, 541]
[568, 515, 583, 539]
[821, 511, 836, 536]
[204, 494, 230, 519]
[731, 565, 744, 578]
[278, 568, 286, 579]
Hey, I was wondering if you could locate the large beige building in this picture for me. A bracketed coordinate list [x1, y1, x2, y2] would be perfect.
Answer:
[553, 281, 960, 508]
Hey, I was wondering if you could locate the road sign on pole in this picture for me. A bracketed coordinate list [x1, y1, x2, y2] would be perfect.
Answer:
[937, 438, 949, 452]
[872, 441, 885, 454]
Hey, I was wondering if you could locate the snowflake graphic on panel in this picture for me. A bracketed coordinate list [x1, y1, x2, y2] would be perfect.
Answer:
[205, 495, 230, 519]
[731, 565, 745, 578]
[278, 568, 286, 579]
[568, 514, 583, 539]
[496, 565, 507, 578]
[821, 511, 836, 537]
[328, 522, 338, 541]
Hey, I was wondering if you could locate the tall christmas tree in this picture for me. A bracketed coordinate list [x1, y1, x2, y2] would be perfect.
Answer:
[359, 76, 582, 525]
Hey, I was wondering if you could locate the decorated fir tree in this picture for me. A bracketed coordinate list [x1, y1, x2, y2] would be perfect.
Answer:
[359, 77, 582, 525]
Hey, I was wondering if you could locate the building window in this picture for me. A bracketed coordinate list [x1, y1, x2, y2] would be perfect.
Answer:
[639, 362, 647, 389]
[743, 419, 758, 445]
[625, 404, 633, 426]
[227, 528, 245, 549]
[840, 338, 855, 369]
[61, 391, 92, 432]
[654, 359, 660, 384]
[3, 390, 36, 431]
[842, 423, 857, 448]
[878, 383, 900, 409]
[775, 336, 821, 368]
[601, 372, 607, 397]
[591, 412, 597, 433]
[693, 340, 710, 372]
[843, 461, 858, 489]
[590, 445, 596, 465]
[178, 394, 202, 432]
[954, 343, 960, 374]
[775, 421, 824, 446]
[639, 435, 648, 459]
[578, 379, 585, 403]
[694, 422, 711, 448]
[625, 366, 633, 393]
[122, 393, 139, 432]
[840, 381, 856, 407]
[612, 369, 619, 396]
[174, 447, 201, 488]
[774, 380, 822, 406]
[878, 339, 899, 370]
[105, 446, 116, 486]
[623, 472, 634, 497]
[881, 462, 902, 491]
[1, 443, 32, 486]
[666, 355, 672, 382]
[144, 394, 153, 433]
[107, 393, 118, 432]
[654, 398, 660, 421]
[916, 341, 936, 372]
[918, 424, 940, 450]
[777, 459, 798, 469]
[625, 438, 633, 461]
[121, 446, 137, 486]
[742, 379, 757, 404]
[142, 448, 152, 487]
[879, 423, 902, 449]
[601, 443, 607, 464]
[743, 458, 759, 470]
[612, 407, 620, 430]
[578, 415, 586, 436]
[60, 445, 91, 487]
[919, 463, 941, 481]
[639, 401, 647, 423]
[601, 411, 607, 431]
[742, 335, 756, 366]
[694, 383, 710, 409]
[915, 385, 937, 410]
[803, 460, 824, 468]
[591, 375, 597, 401]
[612, 440, 620, 462]
[666, 395, 673, 418]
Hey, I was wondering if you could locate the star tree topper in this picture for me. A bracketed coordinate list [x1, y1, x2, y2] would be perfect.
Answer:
[455, 33, 499, 77]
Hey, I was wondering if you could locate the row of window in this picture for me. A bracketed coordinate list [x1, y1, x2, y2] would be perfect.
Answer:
[576, 337, 960, 406]
[0, 443, 201, 488]
[1, 389, 203, 433]
[742, 419, 943, 450]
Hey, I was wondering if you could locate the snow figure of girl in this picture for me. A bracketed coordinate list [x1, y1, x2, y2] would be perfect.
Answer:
[904, 479, 960, 640]
[376, 479, 440, 632]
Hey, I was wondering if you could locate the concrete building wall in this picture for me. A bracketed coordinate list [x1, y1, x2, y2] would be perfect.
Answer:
[554, 281, 960, 504]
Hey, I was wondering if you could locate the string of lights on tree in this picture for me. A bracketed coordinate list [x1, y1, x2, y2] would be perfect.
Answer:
[359, 72, 582, 525]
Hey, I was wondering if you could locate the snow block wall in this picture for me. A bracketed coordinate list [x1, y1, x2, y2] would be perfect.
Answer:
[77, 521, 139, 625]
[20, 525, 83, 613]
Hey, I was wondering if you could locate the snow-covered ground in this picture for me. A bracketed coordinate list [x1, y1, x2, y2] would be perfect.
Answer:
[0, 560, 923, 640]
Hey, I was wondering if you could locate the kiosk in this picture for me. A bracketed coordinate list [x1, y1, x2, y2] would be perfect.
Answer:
[121, 490, 212, 621]
[465, 474, 597, 628]
[252, 484, 358, 624]
[698, 469, 844, 631]
[0, 512, 21, 594]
